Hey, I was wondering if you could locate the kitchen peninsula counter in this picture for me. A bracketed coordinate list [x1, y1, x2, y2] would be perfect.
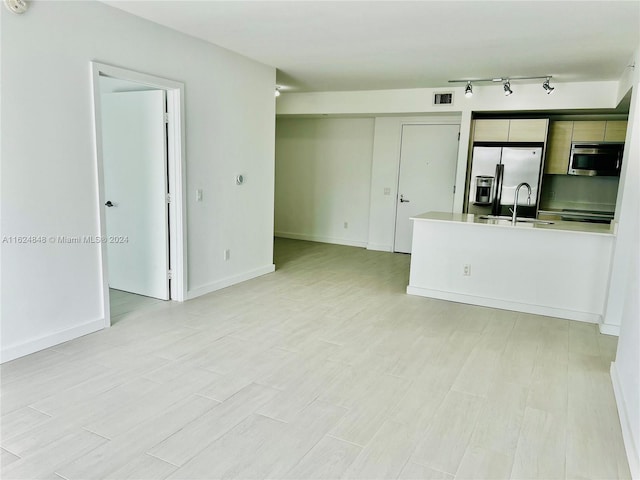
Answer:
[407, 212, 616, 329]
[412, 211, 615, 235]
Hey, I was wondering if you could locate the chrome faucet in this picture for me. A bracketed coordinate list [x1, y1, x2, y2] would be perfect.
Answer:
[512, 182, 532, 225]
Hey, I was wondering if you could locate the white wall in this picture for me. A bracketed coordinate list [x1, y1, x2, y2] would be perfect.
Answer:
[607, 47, 640, 479]
[0, 2, 276, 361]
[367, 115, 463, 252]
[603, 59, 640, 335]
[275, 114, 462, 252]
[275, 117, 374, 247]
[276, 81, 620, 116]
[611, 238, 639, 479]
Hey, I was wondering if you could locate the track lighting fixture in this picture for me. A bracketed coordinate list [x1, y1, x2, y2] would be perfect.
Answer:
[542, 77, 554, 94]
[275, 86, 281, 98]
[464, 81, 473, 98]
[448, 75, 554, 97]
[503, 80, 513, 96]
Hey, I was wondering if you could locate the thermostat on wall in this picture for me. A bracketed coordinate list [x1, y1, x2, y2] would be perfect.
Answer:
[236, 174, 245, 185]
[4, 0, 29, 13]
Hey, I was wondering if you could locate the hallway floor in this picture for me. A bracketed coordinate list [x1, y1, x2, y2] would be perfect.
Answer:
[109, 289, 167, 325]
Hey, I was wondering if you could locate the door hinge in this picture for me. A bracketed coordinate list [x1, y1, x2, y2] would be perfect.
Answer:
[458, 132, 460, 141]
[168, 269, 172, 280]
[166, 193, 172, 203]
[453, 185, 456, 194]
[163, 112, 169, 123]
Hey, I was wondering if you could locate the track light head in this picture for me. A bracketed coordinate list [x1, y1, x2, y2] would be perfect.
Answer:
[464, 81, 473, 98]
[449, 75, 555, 97]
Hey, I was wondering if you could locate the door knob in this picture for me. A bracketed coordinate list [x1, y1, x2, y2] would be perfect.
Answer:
[105, 201, 115, 207]
[400, 195, 410, 203]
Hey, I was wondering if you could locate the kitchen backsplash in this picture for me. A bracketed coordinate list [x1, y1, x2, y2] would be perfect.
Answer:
[539, 174, 619, 212]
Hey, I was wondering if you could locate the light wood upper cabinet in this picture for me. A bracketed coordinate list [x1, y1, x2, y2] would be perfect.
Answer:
[508, 119, 548, 142]
[544, 121, 573, 175]
[567, 120, 626, 143]
[543, 119, 627, 175]
[473, 119, 548, 142]
[571, 121, 606, 142]
[473, 119, 510, 142]
[604, 120, 628, 142]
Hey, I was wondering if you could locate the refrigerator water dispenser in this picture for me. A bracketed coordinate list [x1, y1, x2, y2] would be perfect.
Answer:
[474, 176, 494, 204]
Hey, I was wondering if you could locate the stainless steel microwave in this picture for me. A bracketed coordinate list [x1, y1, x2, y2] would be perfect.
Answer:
[568, 143, 624, 176]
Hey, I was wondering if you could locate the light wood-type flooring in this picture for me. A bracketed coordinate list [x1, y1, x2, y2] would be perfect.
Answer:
[0, 238, 630, 479]
[109, 289, 167, 325]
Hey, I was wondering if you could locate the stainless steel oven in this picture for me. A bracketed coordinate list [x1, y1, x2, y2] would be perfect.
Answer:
[568, 143, 624, 176]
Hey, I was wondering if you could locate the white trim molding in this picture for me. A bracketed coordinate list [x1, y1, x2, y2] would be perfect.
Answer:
[407, 286, 602, 324]
[90, 61, 188, 329]
[611, 362, 640, 479]
[275, 232, 367, 249]
[187, 264, 275, 300]
[599, 322, 621, 336]
[0, 319, 104, 364]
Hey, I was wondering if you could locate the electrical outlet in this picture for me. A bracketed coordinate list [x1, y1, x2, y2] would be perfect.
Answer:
[344, 222, 348, 229]
[549, 190, 556, 200]
[224, 249, 230, 261]
[463, 264, 471, 276]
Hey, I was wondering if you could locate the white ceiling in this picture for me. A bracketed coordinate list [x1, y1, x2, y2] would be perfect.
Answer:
[106, 1, 640, 93]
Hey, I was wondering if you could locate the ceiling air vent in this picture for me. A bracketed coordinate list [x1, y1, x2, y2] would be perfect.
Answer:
[433, 92, 454, 105]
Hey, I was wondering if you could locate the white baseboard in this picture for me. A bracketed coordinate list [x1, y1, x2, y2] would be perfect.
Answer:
[406, 286, 601, 324]
[599, 322, 621, 336]
[611, 362, 640, 479]
[187, 264, 275, 300]
[0, 318, 104, 364]
[366, 243, 393, 252]
[275, 231, 367, 248]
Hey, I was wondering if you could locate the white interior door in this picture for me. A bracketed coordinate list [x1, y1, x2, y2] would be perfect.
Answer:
[394, 124, 460, 253]
[102, 90, 169, 300]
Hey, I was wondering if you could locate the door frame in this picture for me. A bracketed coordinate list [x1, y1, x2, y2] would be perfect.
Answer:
[392, 121, 461, 252]
[90, 62, 187, 327]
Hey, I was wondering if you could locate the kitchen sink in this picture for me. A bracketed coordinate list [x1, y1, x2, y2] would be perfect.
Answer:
[478, 215, 554, 225]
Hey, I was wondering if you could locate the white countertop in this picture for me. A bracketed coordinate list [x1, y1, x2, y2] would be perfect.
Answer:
[411, 212, 616, 236]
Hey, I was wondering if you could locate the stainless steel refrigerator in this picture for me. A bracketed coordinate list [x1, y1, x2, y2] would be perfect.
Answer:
[467, 145, 544, 217]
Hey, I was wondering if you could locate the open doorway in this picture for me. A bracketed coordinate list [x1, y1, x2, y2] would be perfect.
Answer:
[91, 63, 187, 327]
